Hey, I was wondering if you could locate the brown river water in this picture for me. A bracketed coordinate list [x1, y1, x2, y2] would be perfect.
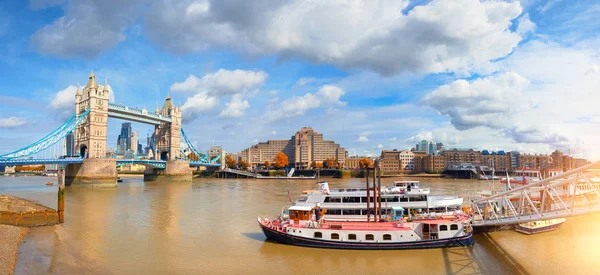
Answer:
[1, 176, 599, 274]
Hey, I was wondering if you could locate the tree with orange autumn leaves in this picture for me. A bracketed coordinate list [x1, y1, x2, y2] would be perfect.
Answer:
[359, 157, 372, 169]
[274, 152, 288, 168]
[225, 154, 236, 169]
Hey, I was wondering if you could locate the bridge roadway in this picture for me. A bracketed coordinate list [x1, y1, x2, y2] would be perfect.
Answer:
[0, 158, 221, 168]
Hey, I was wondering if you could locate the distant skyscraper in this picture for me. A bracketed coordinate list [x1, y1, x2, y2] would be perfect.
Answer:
[428, 142, 436, 156]
[420, 140, 428, 154]
[436, 143, 444, 153]
[65, 132, 75, 156]
[130, 132, 138, 152]
[116, 122, 133, 155]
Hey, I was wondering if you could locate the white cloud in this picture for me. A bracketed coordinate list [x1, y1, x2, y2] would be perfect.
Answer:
[219, 94, 250, 118]
[387, 137, 397, 142]
[0, 117, 26, 129]
[538, 0, 561, 13]
[357, 136, 369, 143]
[145, 0, 523, 76]
[266, 84, 345, 122]
[294, 77, 316, 87]
[418, 38, 600, 159]
[376, 144, 383, 149]
[517, 14, 536, 35]
[50, 84, 115, 119]
[181, 92, 218, 121]
[272, 131, 276, 135]
[30, 0, 145, 59]
[422, 72, 531, 130]
[50, 85, 78, 110]
[170, 69, 268, 96]
[586, 64, 600, 75]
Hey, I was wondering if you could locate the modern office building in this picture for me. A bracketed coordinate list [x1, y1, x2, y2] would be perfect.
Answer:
[241, 127, 347, 169]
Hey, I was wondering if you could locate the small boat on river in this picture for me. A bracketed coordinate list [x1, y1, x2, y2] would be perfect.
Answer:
[515, 218, 566, 235]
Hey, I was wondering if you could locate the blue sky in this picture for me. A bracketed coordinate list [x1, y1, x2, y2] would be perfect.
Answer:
[0, 0, 599, 160]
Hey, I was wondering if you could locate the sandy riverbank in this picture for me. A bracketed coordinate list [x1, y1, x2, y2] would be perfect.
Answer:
[0, 195, 54, 212]
[0, 224, 28, 275]
[0, 195, 58, 274]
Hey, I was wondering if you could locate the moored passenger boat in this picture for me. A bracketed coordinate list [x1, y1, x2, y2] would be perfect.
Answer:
[258, 205, 473, 250]
[259, 175, 473, 250]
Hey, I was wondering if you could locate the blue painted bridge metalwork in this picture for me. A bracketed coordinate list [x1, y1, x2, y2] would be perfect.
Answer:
[0, 108, 222, 169]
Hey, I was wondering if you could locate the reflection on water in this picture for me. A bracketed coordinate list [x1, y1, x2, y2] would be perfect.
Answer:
[0, 176, 598, 274]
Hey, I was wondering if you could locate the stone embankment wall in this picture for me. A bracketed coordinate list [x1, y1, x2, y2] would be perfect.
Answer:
[0, 196, 59, 227]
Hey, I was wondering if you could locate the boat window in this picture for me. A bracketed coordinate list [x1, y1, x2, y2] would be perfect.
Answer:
[365, 234, 374, 241]
[361, 197, 368, 203]
[342, 197, 361, 203]
[314, 232, 323, 238]
[440, 225, 448, 231]
[400, 197, 408, 202]
[343, 209, 361, 215]
[451, 224, 459, 230]
[327, 209, 341, 215]
[383, 234, 392, 241]
[348, 234, 357, 240]
[328, 197, 341, 203]
[331, 233, 339, 240]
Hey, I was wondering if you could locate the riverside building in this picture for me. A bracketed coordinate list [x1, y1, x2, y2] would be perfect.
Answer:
[241, 127, 347, 169]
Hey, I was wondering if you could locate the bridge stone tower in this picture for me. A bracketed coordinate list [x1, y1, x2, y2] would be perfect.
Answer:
[154, 95, 182, 161]
[66, 72, 116, 186]
[74, 72, 109, 158]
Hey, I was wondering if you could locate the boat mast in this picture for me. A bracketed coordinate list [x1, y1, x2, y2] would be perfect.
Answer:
[365, 160, 382, 222]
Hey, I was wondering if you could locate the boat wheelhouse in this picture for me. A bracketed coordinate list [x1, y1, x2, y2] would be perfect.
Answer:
[289, 181, 463, 222]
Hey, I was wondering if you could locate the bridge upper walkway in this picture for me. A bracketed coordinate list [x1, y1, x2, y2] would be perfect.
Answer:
[107, 103, 171, 125]
[471, 161, 600, 227]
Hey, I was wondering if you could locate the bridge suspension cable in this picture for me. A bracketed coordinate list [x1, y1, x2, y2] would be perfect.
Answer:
[0, 109, 91, 160]
[180, 129, 222, 165]
[181, 128, 206, 160]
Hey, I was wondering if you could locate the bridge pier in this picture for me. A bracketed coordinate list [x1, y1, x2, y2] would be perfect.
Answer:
[64, 159, 118, 187]
[143, 160, 192, 182]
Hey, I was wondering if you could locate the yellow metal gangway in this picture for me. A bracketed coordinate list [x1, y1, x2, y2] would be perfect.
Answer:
[471, 161, 600, 227]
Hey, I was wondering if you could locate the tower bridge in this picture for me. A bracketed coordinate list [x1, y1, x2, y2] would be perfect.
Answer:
[0, 72, 223, 186]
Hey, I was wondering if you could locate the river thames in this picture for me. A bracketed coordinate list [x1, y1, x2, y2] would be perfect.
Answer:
[1, 176, 599, 274]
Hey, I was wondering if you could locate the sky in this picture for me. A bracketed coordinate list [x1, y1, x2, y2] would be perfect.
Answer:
[0, 0, 599, 160]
